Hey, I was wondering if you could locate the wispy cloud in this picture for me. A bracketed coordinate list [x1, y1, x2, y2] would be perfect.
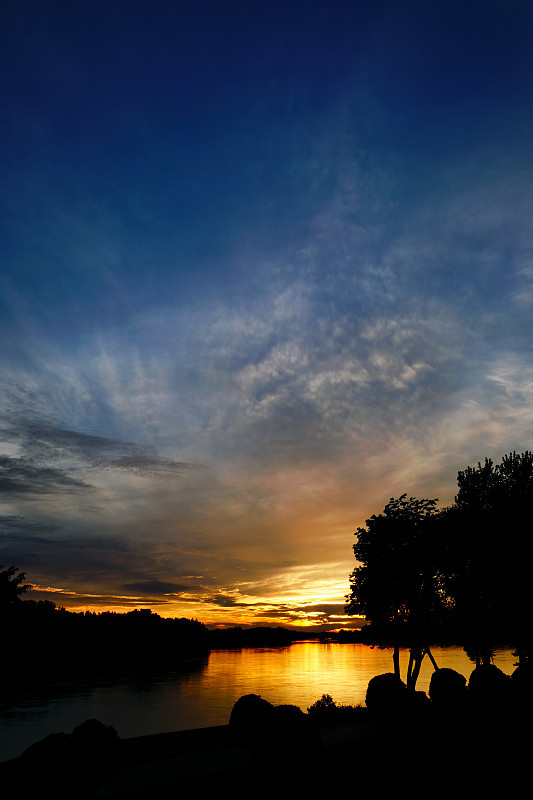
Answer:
[2, 1, 533, 624]
[121, 579, 203, 594]
[0, 455, 88, 495]
[94, 455, 202, 477]
[29, 584, 170, 608]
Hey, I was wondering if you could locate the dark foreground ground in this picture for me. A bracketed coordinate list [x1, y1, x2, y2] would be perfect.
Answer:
[0, 712, 529, 799]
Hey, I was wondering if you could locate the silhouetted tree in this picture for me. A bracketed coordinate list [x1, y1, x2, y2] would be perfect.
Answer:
[307, 693, 360, 721]
[443, 452, 532, 665]
[0, 564, 29, 607]
[345, 495, 445, 688]
[307, 693, 336, 716]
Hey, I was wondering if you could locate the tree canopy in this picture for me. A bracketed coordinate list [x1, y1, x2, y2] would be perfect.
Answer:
[347, 451, 532, 672]
[0, 564, 30, 607]
[345, 495, 446, 687]
[346, 494, 442, 626]
[444, 451, 533, 664]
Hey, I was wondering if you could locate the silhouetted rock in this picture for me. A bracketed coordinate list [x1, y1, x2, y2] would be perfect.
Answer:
[16, 719, 120, 800]
[510, 663, 532, 719]
[467, 663, 513, 741]
[20, 732, 80, 799]
[272, 703, 305, 720]
[229, 693, 274, 735]
[72, 718, 120, 770]
[410, 689, 431, 713]
[228, 695, 321, 762]
[270, 704, 322, 758]
[468, 664, 511, 705]
[427, 668, 468, 739]
[511, 662, 531, 692]
[429, 668, 467, 708]
[21, 730, 75, 766]
[508, 663, 532, 757]
[365, 673, 408, 716]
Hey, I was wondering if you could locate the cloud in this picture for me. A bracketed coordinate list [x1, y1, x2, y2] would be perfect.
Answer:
[121, 579, 202, 594]
[2, 418, 128, 461]
[297, 603, 348, 615]
[2, 100, 533, 626]
[0, 515, 60, 533]
[1, 414, 203, 477]
[95, 454, 202, 477]
[250, 601, 364, 629]
[202, 590, 251, 608]
[2, 248, 531, 621]
[29, 585, 170, 608]
[0, 455, 88, 495]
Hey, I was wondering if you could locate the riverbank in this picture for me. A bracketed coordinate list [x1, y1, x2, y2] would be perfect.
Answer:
[0, 717, 380, 797]
[100, 714, 385, 797]
[1, 711, 527, 799]
[102, 718, 528, 799]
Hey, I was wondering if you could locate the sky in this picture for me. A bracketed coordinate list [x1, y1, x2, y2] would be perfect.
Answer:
[1, 0, 533, 629]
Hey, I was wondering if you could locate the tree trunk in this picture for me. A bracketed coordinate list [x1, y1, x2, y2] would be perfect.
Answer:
[425, 646, 439, 671]
[407, 647, 425, 690]
[406, 649, 414, 688]
[410, 649, 424, 689]
[482, 650, 492, 667]
[393, 643, 400, 678]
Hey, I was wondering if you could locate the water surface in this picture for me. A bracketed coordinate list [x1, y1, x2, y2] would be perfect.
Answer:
[0, 642, 516, 762]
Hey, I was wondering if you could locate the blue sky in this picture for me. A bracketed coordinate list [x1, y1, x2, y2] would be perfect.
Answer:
[2, 0, 533, 627]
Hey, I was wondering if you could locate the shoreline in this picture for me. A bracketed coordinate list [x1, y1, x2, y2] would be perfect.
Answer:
[1, 711, 528, 799]
[98, 716, 385, 798]
[0, 715, 382, 795]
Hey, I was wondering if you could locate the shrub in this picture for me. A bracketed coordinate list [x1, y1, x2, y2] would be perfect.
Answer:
[307, 694, 337, 716]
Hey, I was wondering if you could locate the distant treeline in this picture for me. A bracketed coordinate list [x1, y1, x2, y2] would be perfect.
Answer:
[208, 625, 312, 649]
[1, 599, 209, 683]
[319, 623, 472, 647]
[1, 586, 369, 686]
[1, 583, 340, 686]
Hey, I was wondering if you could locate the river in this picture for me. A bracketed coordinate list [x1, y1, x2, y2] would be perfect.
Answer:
[0, 642, 517, 762]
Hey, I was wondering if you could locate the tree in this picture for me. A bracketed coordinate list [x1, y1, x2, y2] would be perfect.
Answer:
[0, 564, 30, 608]
[456, 451, 533, 511]
[345, 495, 445, 689]
[444, 452, 532, 665]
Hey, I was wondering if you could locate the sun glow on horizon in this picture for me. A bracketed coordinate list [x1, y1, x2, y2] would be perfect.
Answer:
[27, 564, 365, 629]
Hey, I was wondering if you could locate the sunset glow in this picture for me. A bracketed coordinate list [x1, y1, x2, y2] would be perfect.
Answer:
[2, 1, 533, 630]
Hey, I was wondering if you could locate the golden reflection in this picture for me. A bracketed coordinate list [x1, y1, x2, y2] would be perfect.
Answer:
[198, 642, 518, 712]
